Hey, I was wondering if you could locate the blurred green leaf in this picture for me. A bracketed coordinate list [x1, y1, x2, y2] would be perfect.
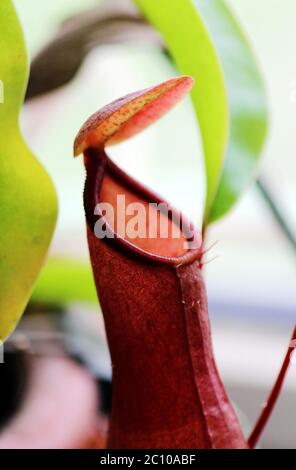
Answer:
[195, 0, 268, 223]
[0, 0, 27, 127]
[31, 258, 97, 306]
[0, 0, 57, 340]
[134, 0, 229, 217]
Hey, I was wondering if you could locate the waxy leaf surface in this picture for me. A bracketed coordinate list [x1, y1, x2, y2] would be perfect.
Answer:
[0, 0, 57, 340]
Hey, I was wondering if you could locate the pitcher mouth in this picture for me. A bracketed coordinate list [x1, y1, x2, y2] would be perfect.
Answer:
[83, 147, 202, 267]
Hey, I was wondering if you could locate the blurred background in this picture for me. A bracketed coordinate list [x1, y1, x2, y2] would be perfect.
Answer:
[0, 0, 295, 449]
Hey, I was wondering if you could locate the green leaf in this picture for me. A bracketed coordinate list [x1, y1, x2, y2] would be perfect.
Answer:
[31, 258, 97, 306]
[134, 0, 229, 217]
[195, 0, 268, 222]
[0, 0, 57, 340]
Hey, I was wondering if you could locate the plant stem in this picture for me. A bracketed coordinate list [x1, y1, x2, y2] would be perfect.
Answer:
[257, 178, 296, 256]
[248, 325, 296, 448]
